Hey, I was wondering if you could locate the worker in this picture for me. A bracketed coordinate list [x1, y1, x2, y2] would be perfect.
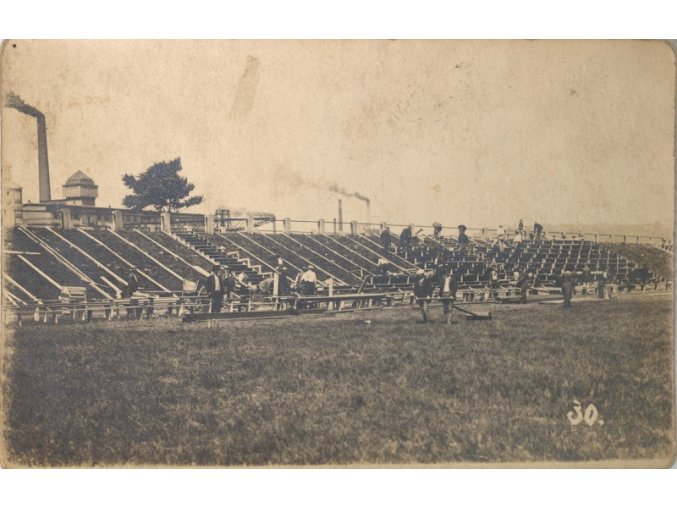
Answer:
[380, 226, 392, 253]
[413, 269, 434, 323]
[516, 271, 533, 304]
[440, 268, 458, 325]
[399, 224, 413, 252]
[206, 265, 224, 313]
[560, 271, 576, 308]
[457, 225, 470, 252]
[298, 265, 318, 296]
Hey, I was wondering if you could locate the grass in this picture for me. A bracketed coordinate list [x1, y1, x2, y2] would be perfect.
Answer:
[1, 294, 674, 467]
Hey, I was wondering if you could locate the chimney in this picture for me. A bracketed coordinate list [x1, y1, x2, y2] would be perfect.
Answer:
[338, 199, 343, 232]
[36, 115, 52, 202]
[365, 198, 371, 225]
[6, 93, 52, 202]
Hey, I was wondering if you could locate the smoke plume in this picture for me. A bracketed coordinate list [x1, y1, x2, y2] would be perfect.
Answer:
[6, 93, 45, 122]
[327, 183, 370, 203]
[277, 167, 370, 204]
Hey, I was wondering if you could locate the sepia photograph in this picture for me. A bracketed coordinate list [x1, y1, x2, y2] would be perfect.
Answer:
[0, 39, 675, 468]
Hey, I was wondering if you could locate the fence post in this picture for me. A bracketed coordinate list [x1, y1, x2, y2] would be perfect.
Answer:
[205, 215, 215, 234]
[61, 208, 73, 230]
[246, 216, 255, 234]
[318, 219, 326, 234]
[161, 211, 171, 233]
[110, 210, 123, 231]
[350, 221, 358, 235]
[283, 218, 291, 234]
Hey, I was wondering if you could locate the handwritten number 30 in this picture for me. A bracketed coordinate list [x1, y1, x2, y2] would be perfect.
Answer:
[567, 401, 599, 426]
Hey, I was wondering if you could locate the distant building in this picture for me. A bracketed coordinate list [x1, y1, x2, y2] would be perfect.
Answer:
[62, 170, 99, 206]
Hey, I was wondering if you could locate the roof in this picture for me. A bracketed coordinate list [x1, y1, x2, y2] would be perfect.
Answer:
[64, 170, 96, 186]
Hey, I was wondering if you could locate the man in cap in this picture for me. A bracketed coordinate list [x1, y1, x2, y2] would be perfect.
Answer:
[439, 267, 458, 325]
[206, 264, 224, 313]
[413, 269, 434, 323]
[124, 267, 142, 319]
[277, 266, 291, 296]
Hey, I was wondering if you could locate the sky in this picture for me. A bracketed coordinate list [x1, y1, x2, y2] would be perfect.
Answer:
[1, 40, 675, 230]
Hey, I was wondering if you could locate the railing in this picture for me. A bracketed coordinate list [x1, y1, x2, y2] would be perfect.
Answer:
[221, 218, 672, 248]
[4, 278, 671, 326]
[170, 213, 206, 232]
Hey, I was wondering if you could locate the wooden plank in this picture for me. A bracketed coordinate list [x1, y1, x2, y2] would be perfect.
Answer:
[182, 308, 299, 322]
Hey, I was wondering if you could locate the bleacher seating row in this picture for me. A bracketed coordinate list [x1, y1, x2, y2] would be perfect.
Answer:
[2, 225, 666, 305]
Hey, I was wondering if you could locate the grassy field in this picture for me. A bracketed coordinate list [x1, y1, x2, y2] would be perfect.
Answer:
[1, 294, 674, 467]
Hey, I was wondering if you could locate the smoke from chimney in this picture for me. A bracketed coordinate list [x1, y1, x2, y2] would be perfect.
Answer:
[6, 93, 52, 202]
[327, 184, 370, 223]
[275, 167, 372, 222]
[327, 183, 369, 203]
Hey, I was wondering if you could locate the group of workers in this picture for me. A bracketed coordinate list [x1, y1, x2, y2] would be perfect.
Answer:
[196, 218, 635, 319]
[204, 262, 323, 313]
[381, 223, 470, 256]
[411, 264, 584, 323]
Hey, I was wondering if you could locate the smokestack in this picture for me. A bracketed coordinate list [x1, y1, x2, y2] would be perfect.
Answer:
[365, 198, 371, 224]
[6, 93, 52, 202]
[36, 116, 51, 202]
[338, 199, 343, 232]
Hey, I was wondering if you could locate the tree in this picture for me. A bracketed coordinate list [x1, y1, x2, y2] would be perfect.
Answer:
[122, 157, 204, 212]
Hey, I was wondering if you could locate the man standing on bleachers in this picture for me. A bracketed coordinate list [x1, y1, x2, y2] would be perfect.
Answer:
[206, 265, 224, 313]
[457, 225, 470, 252]
[399, 224, 413, 253]
[433, 222, 443, 239]
[380, 226, 392, 253]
